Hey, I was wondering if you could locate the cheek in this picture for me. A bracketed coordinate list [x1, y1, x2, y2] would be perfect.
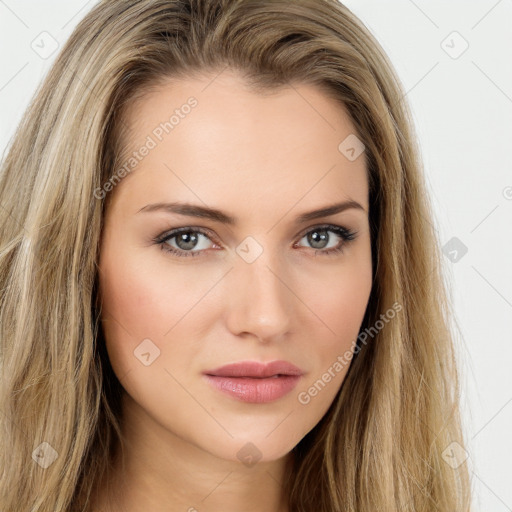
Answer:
[324, 270, 371, 343]
[97, 245, 218, 375]
[290, 251, 372, 405]
[97, 240, 164, 374]
[295, 255, 372, 389]
[303, 254, 372, 348]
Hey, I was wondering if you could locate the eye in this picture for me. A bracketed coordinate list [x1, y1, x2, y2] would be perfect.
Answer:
[154, 227, 218, 257]
[153, 224, 358, 258]
[294, 224, 357, 256]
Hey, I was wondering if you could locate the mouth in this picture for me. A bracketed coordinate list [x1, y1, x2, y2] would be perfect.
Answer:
[203, 360, 304, 403]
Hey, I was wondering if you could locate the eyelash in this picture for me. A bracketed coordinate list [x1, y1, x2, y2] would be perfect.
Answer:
[153, 224, 358, 259]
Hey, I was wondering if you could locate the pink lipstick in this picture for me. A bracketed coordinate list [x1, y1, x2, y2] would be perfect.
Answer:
[203, 360, 303, 403]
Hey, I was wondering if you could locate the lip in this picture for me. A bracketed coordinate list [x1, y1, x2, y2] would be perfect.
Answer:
[203, 360, 304, 403]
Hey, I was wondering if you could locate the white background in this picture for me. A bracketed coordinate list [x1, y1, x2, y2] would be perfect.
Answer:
[1, 1, 511, 510]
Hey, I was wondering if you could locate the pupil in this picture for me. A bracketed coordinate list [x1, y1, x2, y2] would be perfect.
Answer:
[176, 232, 198, 250]
[308, 229, 328, 249]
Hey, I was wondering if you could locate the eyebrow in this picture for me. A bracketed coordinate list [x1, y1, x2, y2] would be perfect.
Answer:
[136, 199, 366, 224]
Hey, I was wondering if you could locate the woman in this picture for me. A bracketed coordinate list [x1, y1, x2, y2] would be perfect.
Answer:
[0, 0, 472, 510]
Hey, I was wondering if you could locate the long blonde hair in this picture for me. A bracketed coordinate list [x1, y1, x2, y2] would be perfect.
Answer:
[0, 0, 472, 510]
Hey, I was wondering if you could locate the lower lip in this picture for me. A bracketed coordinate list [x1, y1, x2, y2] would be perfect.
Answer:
[203, 374, 301, 403]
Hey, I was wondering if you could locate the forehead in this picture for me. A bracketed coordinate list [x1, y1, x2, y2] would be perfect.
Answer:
[109, 70, 368, 220]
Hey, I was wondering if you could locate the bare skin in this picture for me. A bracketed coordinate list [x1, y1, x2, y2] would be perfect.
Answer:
[92, 68, 372, 512]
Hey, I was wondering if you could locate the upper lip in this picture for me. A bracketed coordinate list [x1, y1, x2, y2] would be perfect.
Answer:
[204, 360, 304, 378]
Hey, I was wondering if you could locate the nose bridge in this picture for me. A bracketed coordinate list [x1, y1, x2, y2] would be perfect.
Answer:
[226, 241, 292, 340]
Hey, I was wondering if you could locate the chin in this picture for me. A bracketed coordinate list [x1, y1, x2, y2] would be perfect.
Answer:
[189, 420, 308, 465]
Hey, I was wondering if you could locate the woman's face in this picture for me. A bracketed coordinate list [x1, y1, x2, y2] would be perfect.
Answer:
[98, 69, 372, 464]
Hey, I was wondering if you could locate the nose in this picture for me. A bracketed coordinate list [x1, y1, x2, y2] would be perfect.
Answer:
[224, 249, 293, 343]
